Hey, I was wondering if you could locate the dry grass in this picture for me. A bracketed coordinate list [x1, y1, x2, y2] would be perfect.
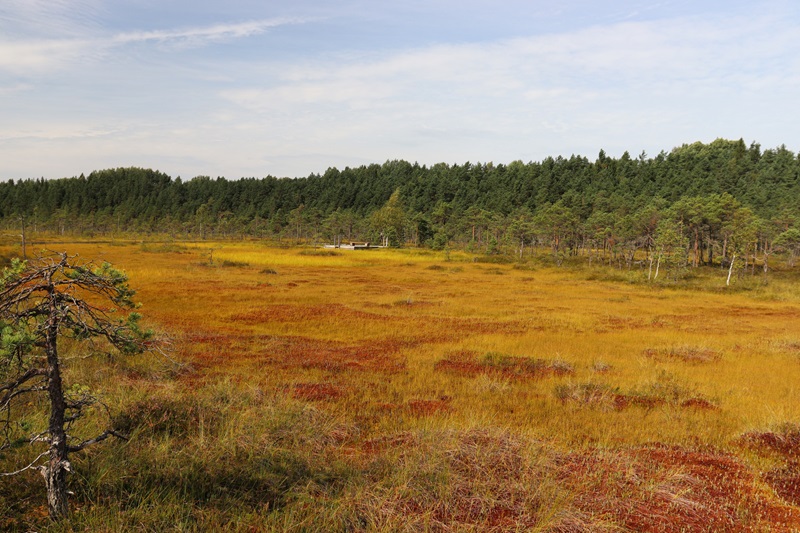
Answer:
[3, 239, 800, 530]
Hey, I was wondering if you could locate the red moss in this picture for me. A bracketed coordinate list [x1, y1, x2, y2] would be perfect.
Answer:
[602, 315, 647, 330]
[230, 303, 392, 325]
[433, 359, 484, 376]
[764, 464, 800, 506]
[290, 382, 343, 401]
[642, 346, 721, 364]
[681, 397, 719, 411]
[258, 335, 407, 373]
[739, 427, 800, 458]
[551, 444, 800, 532]
[611, 394, 665, 410]
[407, 398, 452, 416]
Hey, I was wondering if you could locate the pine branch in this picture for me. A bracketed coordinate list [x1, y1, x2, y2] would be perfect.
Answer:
[67, 429, 128, 453]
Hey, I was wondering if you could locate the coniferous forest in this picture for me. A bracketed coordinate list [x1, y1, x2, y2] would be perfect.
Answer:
[2, 138, 800, 272]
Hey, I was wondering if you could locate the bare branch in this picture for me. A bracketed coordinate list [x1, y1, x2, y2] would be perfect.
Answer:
[0, 367, 47, 395]
[67, 429, 128, 453]
[0, 383, 47, 412]
[29, 431, 51, 444]
[150, 335, 180, 366]
[0, 449, 48, 477]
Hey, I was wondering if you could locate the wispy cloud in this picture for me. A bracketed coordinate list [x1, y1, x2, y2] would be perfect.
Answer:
[0, 17, 303, 73]
[229, 10, 799, 111]
[0, 126, 122, 143]
[112, 18, 303, 47]
[213, 8, 800, 174]
[0, 39, 92, 71]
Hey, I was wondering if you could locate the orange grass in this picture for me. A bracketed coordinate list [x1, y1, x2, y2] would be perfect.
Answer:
[4, 239, 800, 530]
[94, 242, 800, 443]
[23, 242, 800, 435]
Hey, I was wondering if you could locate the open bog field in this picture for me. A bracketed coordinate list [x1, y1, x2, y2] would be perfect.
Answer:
[4, 240, 800, 531]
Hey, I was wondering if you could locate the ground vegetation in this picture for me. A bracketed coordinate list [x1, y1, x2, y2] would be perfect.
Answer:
[0, 241, 798, 530]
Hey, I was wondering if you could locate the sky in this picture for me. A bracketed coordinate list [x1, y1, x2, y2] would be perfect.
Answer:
[1, 0, 799, 181]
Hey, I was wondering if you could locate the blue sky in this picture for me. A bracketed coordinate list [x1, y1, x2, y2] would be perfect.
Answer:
[1, 1, 798, 180]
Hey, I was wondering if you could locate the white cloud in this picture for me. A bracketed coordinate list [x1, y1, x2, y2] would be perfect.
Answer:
[0, 17, 302, 73]
[206, 9, 800, 175]
[112, 18, 302, 47]
[230, 10, 800, 116]
[0, 126, 122, 143]
[0, 39, 93, 71]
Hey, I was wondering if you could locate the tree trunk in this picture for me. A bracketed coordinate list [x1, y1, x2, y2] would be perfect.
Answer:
[698, 231, 705, 265]
[722, 236, 728, 267]
[45, 291, 70, 520]
[44, 452, 69, 520]
[20, 216, 27, 260]
[726, 254, 736, 286]
[707, 237, 713, 266]
[654, 253, 661, 280]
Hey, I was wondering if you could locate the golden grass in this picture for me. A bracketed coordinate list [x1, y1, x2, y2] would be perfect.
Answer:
[19, 240, 798, 444]
[4, 239, 800, 530]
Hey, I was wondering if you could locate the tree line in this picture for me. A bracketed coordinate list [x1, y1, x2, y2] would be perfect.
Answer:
[2, 138, 800, 275]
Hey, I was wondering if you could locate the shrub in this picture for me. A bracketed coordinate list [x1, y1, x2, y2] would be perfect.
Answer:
[220, 259, 249, 267]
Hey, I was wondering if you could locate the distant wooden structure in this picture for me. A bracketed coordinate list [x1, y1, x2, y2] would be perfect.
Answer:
[324, 235, 389, 250]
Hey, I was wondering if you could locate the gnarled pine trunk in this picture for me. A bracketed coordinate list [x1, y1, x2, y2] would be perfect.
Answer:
[44, 288, 69, 520]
